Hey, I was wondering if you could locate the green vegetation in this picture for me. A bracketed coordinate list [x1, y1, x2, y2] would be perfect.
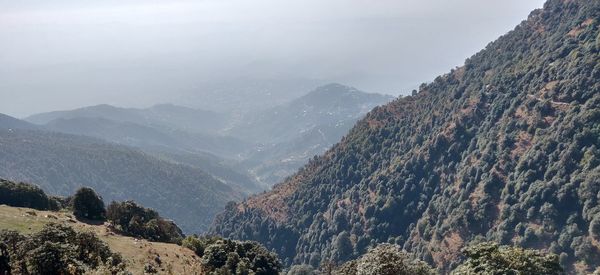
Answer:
[182, 235, 282, 274]
[451, 242, 563, 275]
[72, 187, 106, 221]
[0, 223, 126, 274]
[287, 264, 317, 275]
[106, 200, 184, 244]
[0, 179, 60, 211]
[211, 0, 600, 273]
[334, 243, 435, 275]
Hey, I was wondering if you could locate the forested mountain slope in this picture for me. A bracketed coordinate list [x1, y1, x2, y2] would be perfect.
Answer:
[235, 84, 393, 185]
[211, 0, 600, 273]
[0, 129, 243, 233]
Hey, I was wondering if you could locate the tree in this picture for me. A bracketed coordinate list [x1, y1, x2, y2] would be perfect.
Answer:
[335, 243, 435, 275]
[0, 223, 125, 274]
[451, 242, 564, 275]
[0, 243, 10, 275]
[288, 264, 317, 275]
[106, 200, 183, 243]
[72, 187, 106, 220]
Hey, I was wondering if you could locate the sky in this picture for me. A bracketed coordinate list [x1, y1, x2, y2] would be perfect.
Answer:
[0, 0, 546, 117]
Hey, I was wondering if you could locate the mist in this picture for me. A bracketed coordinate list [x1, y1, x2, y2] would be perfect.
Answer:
[0, 0, 546, 117]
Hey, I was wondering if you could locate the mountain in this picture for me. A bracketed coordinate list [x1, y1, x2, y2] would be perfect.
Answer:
[44, 116, 250, 160]
[0, 113, 39, 130]
[211, 0, 600, 273]
[28, 84, 392, 188]
[26, 103, 228, 134]
[234, 84, 393, 185]
[231, 83, 393, 144]
[0, 127, 245, 233]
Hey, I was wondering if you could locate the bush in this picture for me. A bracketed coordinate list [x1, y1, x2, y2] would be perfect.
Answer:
[334, 243, 435, 275]
[451, 242, 564, 275]
[183, 235, 282, 275]
[72, 187, 106, 220]
[0, 179, 59, 210]
[106, 200, 183, 243]
[287, 264, 317, 275]
[0, 243, 9, 275]
[0, 223, 125, 274]
[181, 235, 222, 257]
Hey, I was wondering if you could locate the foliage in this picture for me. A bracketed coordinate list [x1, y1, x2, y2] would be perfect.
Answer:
[0, 223, 126, 274]
[106, 200, 183, 244]
[0, 179, 60, 211]
[0, 243, 9, 275]
[72, 187, 106, 221]
[183, 235, 282, 275]
[334, 244, 435, 275]
[287, 264, 317, 275]
[451, 242, 563, 275]
[212, 0, 600, 273]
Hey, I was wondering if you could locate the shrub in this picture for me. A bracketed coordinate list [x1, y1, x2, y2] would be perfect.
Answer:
[0, 223, 125, 274]
[0, 243, 9, 275]
[287, 264, 317, 275]
[72, 187, 106, 220]
[451, 242, 564, 275]
[106, 200, 183, 243]
[0, 179, 58, 210]
[184, 235, 282, 275]
[334, 243, 435, 275]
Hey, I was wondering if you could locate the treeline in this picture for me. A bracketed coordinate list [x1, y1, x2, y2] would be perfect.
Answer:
[0, 179, 63, 211]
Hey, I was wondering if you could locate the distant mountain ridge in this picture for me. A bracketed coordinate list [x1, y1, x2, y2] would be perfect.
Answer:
[0, 113, 39, 130]
[26, 83, 393, 187]
[0, 114, 247, 233]
[211, 0, 600, 273]
[26, 103, 228, 134]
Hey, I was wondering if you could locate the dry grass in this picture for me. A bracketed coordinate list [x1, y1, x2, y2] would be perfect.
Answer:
[0, 205, 203, 275]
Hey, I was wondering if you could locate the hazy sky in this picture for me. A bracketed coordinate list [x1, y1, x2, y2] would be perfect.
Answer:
[0, 0, 546, 117]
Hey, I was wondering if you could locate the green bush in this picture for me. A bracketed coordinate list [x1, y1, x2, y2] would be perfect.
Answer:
[334, 243, 435, 275]
[287, 264, 317, 275]
[0, 179, 59, 211]
[72, 187, 106, 220]
[451, 242, 564, 275]
[0, 223, 125, 274]
[183, 235, 282, 275]
[106, 200, 183, 243]
[0, 243, 9, 275]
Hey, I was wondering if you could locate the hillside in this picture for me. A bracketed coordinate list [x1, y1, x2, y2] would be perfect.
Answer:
[0, 113, 39, 130]
[231, 83, 392, 144]
[26, 103, 227, 134]
[235, 84, 393, 185]
[211, 0, 600, 273]
[0, 205, 204, 274]
[0, 128, 243, 233]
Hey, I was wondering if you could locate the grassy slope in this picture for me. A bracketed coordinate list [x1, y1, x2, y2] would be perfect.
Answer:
[0, 205, 204, 275]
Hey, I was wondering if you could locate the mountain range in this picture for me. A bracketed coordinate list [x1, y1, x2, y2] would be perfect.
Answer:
[24, 83, 392, 187]
[210, 0, 600, 273]
[0, 117, 245, 233]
